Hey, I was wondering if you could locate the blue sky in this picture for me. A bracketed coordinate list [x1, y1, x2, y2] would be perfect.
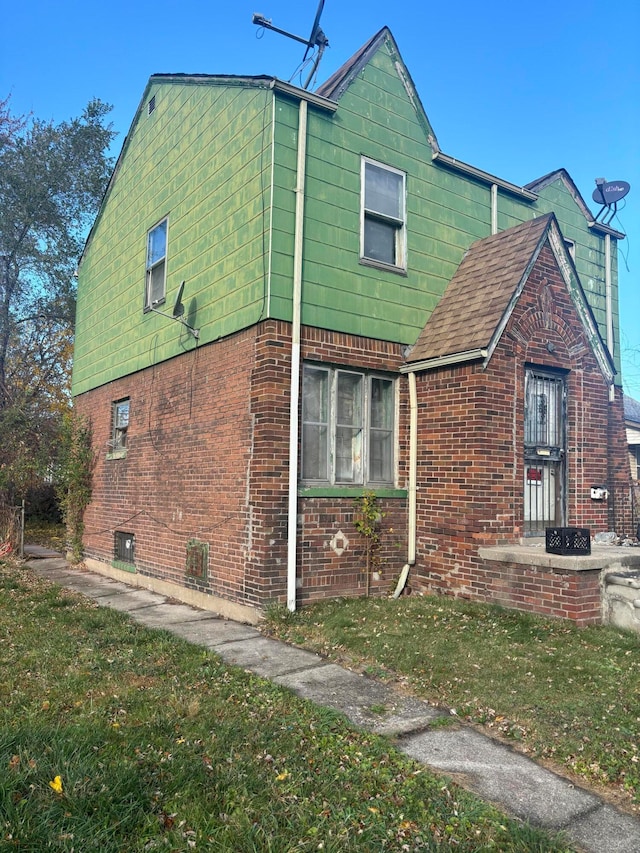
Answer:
[3, 0, 639, 393]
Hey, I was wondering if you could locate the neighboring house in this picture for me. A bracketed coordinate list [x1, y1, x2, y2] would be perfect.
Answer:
[624, 395, 640, 482]
[624, 395, 640, 530]
[73, 27, 633, 626]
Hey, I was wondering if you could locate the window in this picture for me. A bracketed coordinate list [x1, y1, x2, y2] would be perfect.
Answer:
[114, 531, 135, 566]
[361, 158, 406, 269]
[111, 398, 130, 452]
[145, 218, 167, 309]
[302, 365, 395, 485]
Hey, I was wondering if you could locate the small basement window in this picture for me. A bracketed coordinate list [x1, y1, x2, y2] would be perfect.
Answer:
[114, 531, 135, 570]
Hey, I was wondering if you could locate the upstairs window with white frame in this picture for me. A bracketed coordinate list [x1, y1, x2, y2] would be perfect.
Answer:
[361, 158, 406, 270]
[302, 365, 395, 486]
[145, 218, 168, 309]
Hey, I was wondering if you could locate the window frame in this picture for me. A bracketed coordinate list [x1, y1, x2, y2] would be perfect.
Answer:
[301, 364, 397, 487]
[109, 398, 130, 457]
[144, 217, 168, 310]
[360, 157, 407, 272]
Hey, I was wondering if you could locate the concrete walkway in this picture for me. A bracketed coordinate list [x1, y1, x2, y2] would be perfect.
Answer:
[24, 551, 640, 853]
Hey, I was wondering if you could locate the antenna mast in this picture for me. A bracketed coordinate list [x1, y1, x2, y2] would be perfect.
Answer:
[252, 1, 329, 89]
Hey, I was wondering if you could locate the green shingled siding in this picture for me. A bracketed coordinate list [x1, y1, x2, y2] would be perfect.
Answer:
[269, 36, 494, 346]
[74, 32, 622, 395]
[73, 81, 273, 396]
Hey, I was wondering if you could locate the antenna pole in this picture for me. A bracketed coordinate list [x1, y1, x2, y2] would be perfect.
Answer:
[252, 15, 310, 46]
[303, 35, 327, 89]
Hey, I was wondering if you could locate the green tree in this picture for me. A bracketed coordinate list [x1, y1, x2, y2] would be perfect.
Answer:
[0, 95, 115, 498]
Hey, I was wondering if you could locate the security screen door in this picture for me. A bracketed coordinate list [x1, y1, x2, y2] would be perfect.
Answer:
[524, 370, 566, 536]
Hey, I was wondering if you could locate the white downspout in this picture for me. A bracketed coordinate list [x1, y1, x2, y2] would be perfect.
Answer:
[393, 370, 417, 598]
[491, 184, 498, 235]
[286, 100, 308, 611]
[605, 233, 615, 403]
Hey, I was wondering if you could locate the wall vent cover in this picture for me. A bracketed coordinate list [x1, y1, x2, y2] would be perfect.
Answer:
[186, 540, 209, 580]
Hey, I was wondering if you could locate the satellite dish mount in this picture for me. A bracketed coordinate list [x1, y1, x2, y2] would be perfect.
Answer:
[150, 280, 199, 339]
[252, 1, 329, 89]
[592, 177, 630, 226]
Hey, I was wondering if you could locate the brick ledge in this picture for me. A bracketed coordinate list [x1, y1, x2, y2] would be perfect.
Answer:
[478, 545, 640, 573]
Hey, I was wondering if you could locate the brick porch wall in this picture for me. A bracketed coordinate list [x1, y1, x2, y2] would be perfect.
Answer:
[472, 557, 601, 626]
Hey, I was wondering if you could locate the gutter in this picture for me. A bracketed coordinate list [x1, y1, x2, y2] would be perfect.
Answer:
[286, 100, 308, 612]
[269, 79, 338, 113]
[400, 348, 488, 374]
[432, 151, 538, 201]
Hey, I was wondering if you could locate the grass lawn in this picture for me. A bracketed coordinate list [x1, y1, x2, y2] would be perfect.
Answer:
[263, 594, 640, 814]
[0, 560, 575, 852]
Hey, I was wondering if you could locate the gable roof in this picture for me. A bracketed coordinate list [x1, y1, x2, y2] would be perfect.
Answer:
[316, 28, 387, 100]
[316, 26, 439, 150]
[526, 169, 625, 240]
[404, 213, 615, 383]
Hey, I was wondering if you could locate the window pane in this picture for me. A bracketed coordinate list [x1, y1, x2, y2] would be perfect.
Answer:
[369, 378, 393, 482]
[364, 217, 396, 265]
[369, 430, 392, 482]
[302, 368, 329, 480]
[147, 220, 167, 267]
[336, 373, 363, 483]
[370, 378, 393, 429]
[115, 400, 129, 428]
[303, 367, 328, 423]
[302, 424, 328, 480]
[365, 163, 402, 219]
[337, 373, 362, 427]
[147, 261, 165, 305]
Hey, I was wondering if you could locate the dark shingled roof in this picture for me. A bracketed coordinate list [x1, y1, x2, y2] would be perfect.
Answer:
[407, 215, 554, 364]
[624, 395, 640, 425]
[316, 28, 388, 101]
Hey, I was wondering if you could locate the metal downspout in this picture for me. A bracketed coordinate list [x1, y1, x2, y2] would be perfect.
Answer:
[287, 100, 307, 611]
[605, 233, 615, 403]
[393, 370, 417, 598]
[491, 184, 498, 235]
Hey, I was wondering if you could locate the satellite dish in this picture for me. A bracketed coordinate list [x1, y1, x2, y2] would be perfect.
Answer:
[252, 1, 329, 89]
[592, 178, 631, 225]
[173, 280, 185, 318]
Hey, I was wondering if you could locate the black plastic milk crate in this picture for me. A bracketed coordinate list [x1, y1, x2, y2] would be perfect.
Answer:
[545, 527, 591, 556]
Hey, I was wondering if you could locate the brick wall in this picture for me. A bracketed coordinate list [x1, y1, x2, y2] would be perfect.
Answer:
[473, 558, 602, 626]
[411, 242, 631, 619]
[75, 320, 410, 610]
[76, 326, 257, 605]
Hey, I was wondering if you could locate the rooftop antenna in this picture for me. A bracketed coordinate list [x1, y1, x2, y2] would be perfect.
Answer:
[592, 178, 630, 226]
[150, 280, 199, 339]
[252, 0, 329, 89]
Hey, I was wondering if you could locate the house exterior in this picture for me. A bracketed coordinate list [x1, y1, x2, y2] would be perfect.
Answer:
[624, 395, 640, 530]
[72, 28, 633, 625]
